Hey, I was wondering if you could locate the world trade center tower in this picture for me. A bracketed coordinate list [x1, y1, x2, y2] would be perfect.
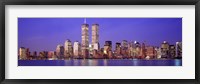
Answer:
[81, 18, 89, 58]
[92, 24, 100, 50]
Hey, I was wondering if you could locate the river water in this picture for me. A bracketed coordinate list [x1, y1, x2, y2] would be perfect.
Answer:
[18, 59, 182, 66]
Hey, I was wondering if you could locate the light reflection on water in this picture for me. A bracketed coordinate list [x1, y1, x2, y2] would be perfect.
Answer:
[174, 59, 182, 66]
[18, 59, 182, 66]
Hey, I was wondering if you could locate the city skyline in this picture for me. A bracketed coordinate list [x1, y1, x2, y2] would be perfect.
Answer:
[18, 18, 182, 52]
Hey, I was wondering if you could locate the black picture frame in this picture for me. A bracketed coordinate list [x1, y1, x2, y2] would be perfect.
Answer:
[0, 0, 199, 84]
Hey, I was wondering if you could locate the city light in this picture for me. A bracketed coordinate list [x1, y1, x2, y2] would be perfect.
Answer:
[18, 18, 182, 60]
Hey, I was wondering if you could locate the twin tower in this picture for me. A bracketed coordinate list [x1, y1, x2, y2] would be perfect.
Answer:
[81, 18, 99, 57]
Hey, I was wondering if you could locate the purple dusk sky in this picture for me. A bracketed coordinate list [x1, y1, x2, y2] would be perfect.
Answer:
[18, 18, 182, 52]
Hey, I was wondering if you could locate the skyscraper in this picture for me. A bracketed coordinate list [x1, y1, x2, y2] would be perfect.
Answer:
[56, 45, 61, 56]
[175, 42, 182, 58]
[93, 43, 100, 50]
[19, 47, 26, 60]
[104, 41, 112, 58]
[121, 40, 128, 50]
[56, 44, 64, 59]
[134, 41, 141, 56]
[121, 40, 128, 57]
[64, 39, 73, 58]
[155, 47, 162, 59]
[146, 46, 155, 58]
[73, 41, 81, 58]
[161, 41, 169, 58]
[92, 24, 99, 50]
[128, 41, 134, 57]
[26, 48, 30, 60]
[115, 42, 121, 56]
[39, 51, 48, 59]
[169, 45, 176, 58]
[140, 43, 146, 57]
[81, 18, 89, 58]
[48, 51, 54, 59]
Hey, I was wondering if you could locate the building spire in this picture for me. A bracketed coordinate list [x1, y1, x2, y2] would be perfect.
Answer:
[84, 18, 87, 24]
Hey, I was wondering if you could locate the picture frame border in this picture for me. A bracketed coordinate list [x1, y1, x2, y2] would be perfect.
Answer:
[0, 0, 199, 84]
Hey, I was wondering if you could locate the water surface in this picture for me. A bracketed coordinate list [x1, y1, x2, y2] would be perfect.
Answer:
[18, 59, 182, 66]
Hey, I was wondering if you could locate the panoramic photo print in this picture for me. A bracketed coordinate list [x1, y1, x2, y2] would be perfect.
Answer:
[18, 18, 182, 66]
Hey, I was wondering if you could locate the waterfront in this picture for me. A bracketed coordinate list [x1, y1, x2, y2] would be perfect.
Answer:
[18, 59, 182, 66]
[18, 18, 182, 62]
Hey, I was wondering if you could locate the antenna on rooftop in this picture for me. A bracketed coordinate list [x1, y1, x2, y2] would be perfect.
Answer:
[84, 18, 87, 24]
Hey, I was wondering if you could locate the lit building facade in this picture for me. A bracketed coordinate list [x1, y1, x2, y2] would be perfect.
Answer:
[92, 24, 99, 50]
[48, 51, 54, 59]
[161, 41, 169, 58]
[175, 42, 182, 58]
[155, 47, 162, 59]
[56, 45, 61, 56]
[93, 49, 99, 58]
[134, 41, 141, 56]
[56, 45, 64, 59]
[98, 48, 104, 58]
[115, 42, 121, 56]
[64, 39, 73, 58]
[122, 40, 128, 49]
[26, 48, 30, 59]
[39, 51, 48, 59]
[128, 42, 134, 57]
[169, 45, 176, 58]
[121, 40, 128, 56]
[93, 43, 100, 50]
[104, 41, 112, 58]
[73, 41, 81, 58]
[146, 46, 155, 58]
[140, 43, 146, 57]
[19, 47, 26, 60]
[81, 20, 89, 58]
[89, 44, 93, 58]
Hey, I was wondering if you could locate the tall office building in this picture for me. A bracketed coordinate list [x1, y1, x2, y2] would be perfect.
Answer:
[73, 41, 81, 58]
[140, 43, 146, 57]
[146, 46, 155, 58]
[64, 39, 73, 58]
[104, 41, 112, 55]
[48, 51, 54, 59]
[155, 47, 162, 59]
[19, 47, 26, 60]
[81, 18, 89, 58]
[121, 40, 128, 50]
[121, 40, 128, 57]
[103, 41, 112, 58]
[169, 45, 176, 58]
[175, 42, 182, 58]
[88, 44, 93, 58]
[56, 45, 64, 59]
[128, 41, 134, 57]
[56, 45, 61, 56]
[134, 41, 141, 56]
[39, 51, 48, 59]
[93, 43, 100, 50]
[115, 42, 121, 56]
[92, 24, 99, 50]
[26, 48, 30, 59]
[53, 51, 57, 59]
[161, 41, 169, 58]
